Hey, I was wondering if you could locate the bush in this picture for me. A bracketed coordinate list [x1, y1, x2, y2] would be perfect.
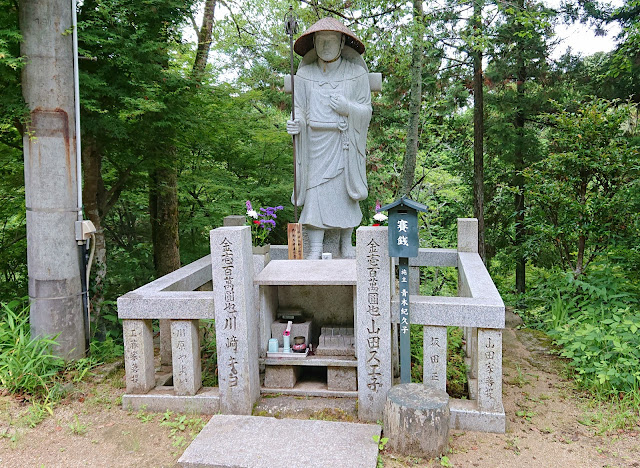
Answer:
[526, 264, 640, 395]
[0, 299, 64, 396]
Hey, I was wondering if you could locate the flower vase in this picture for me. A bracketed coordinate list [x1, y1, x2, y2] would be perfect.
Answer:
[252, 244, 270, 255]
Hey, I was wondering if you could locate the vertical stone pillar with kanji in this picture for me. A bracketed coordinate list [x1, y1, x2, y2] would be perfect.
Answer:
[423, 326, 447, 392]
[477, 329, 503, 412]
[211, 226, 260, 415]
[123, 319, 155, 393]
[356, 226, 392, 421]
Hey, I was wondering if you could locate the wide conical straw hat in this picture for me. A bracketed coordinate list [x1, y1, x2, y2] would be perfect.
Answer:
[294, 17, 365, 56]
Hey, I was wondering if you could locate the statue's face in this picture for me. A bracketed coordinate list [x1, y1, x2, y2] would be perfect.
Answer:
[314, 31, 344, 62]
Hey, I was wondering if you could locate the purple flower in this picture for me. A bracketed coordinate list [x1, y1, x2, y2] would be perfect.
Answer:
[246, 200, 252, 211]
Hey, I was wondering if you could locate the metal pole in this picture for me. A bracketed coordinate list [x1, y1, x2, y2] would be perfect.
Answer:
[399, 257, 411, 383]
[72, 0, 82, 224]
[285, 7, 299, 222]
[71, 0, 91, 354]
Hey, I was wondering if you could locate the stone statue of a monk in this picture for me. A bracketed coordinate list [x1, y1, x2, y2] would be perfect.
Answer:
[287, 18, 372, 259]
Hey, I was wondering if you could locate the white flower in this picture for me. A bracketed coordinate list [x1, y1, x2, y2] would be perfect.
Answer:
[373, 212, 388, 222]
[247, 210, 258, 219]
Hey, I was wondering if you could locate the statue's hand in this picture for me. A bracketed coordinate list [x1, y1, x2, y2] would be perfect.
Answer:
[287, 119, 300, 135]
[330, 94, 350, 116]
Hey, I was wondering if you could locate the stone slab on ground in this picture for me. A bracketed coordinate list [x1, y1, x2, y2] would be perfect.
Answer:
[178, 415, 381, 468]
[253, 394, 357, 419]
[122, 386, 220, 414]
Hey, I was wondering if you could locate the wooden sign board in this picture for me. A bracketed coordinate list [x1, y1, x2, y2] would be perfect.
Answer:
[287, 223, 304, 260]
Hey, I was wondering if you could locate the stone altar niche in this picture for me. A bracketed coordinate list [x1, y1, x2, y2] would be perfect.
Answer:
[117, 219, 505, 433]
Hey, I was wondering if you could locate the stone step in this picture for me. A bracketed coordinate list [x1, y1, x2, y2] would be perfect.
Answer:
[178, 414, 381, 468]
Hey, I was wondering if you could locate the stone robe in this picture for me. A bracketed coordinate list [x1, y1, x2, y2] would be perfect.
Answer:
[292, 54, 372, 229]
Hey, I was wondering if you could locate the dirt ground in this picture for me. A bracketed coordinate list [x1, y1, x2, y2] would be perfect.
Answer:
[1, 325, 638, 468]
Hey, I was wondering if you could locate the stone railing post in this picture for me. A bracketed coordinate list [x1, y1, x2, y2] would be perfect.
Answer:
[458, 218, 479, 383]
[477, 329, 503, 412]
[210, 226, 259, 415]
[123, 319, 155, 393]
[170, 320, 202, 395]
[356, 226, 392, 421]
[423, 326, 447, 392]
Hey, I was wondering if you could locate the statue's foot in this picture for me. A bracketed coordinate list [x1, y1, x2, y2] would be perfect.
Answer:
[340, 228, 355, 258]
[307, 244, 323, 259]
[306, 227, 324, 260]
[341, 242, 356, 258]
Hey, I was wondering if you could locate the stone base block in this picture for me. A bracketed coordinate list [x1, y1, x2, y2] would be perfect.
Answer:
[122, 387, 220, 414]
[449, 398, 505, 433]
[327, 366, 357, 391]
[264, 365, 301, 389]
[384, 383, 450, 459]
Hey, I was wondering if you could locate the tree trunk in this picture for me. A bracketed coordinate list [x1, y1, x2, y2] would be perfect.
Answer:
[81, 139, 107, 331]
[472, 0, 486, 262]
[149, 164, 181, 277]
[400, 0, 424, 196]
[193, 0, 216, 80]
[514, 0, 526, 297]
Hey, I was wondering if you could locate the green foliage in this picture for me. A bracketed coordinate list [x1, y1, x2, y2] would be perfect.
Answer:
[372, 434, 389, 468]
[410, 325, 467, 398]
[0, 300, 64, 396]
[525, 98, 639, 276]
[200, 320, 217, 387]
[555, 311, 640, 394]
[526, 265, 640, 395]
[159, 410, 206, 448]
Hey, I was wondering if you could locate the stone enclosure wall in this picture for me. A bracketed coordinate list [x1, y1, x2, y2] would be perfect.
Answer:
[117, 218, 505, 433]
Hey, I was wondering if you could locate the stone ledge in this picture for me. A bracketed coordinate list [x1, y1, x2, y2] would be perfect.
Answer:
[409, 248, 458, 267]
[255, 259, 356, 285]
[118, 292, 214, 319]
[133, 255, 212, 293]
[262, 356, 358, 367]
[261, 382, 357, 398]
[449, 398, 505, 433]
[122, 386, 220, 414]
[391, 296, 504, 329]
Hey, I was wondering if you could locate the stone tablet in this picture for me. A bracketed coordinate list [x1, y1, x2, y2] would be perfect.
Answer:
[210, 226, 260, 415]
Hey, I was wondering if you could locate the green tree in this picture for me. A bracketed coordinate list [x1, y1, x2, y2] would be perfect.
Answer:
[484, 0, 554, 296]
[526, 98, 639, 277]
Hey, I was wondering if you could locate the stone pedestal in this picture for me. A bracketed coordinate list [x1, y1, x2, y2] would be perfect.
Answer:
[123, 319, 155, 394]
[383, 383, 450, 458]
[211, 226, 260, 415]
[356, 226, 392, 422]
[171, 320, 202, 396]
[264, 365, 300, 388]
[328, 367, 357, 391]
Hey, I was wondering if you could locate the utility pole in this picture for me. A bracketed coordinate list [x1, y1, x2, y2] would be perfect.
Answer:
[20, 0, 86, 359]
